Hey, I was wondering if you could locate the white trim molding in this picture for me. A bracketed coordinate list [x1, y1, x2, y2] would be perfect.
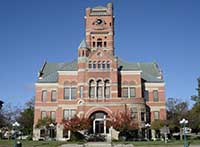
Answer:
[58, 71, 78, 75]
[145, 83, 165, 87]
[35, 83, 58, 87]
[120, 70, 142, 75]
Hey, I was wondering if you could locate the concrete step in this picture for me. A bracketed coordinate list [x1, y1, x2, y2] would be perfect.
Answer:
[85, 142, 112, 147]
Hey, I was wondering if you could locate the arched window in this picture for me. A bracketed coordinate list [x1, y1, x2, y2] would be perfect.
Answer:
[98, 61, 101, 69]
[104, 80, 110, 98]
[97, 80, 103, 98]
[102, 61, 106, 69]
[97, 38, 102, 47]
[93, 61, 96, 69]
[89, 80, 95, 98]
[107, 61, 110, 69]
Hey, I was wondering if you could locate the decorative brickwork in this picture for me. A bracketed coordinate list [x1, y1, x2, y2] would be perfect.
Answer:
[33, 3, 166, 141]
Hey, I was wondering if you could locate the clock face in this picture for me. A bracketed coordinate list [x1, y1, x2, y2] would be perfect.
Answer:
[96, 19, 103, 25]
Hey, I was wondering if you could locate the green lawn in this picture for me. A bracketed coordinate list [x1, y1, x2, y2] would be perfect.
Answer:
[0, 140, 80, 147]
[113, 139, 200, 146]
[0, 139, 200, 147]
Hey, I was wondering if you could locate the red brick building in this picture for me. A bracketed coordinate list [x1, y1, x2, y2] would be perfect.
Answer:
[33, 3, 166, 141]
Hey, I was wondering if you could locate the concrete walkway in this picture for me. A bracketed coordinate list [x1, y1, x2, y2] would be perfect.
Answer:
[59, 143, 200, 147]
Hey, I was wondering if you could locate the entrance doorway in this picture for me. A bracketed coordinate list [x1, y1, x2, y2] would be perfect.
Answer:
[89, 111, 108, 134]
[95, 120, 104, 134]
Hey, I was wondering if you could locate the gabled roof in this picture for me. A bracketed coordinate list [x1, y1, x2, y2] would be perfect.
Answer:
[37, 60, 77, 83]
[118, 59, 163, 83]
[37, 58, 163, 83]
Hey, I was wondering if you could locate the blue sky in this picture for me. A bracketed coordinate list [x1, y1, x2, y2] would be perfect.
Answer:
[0, 0, 200, 107]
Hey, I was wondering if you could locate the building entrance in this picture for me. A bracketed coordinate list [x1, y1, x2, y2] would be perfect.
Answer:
[90, 111, 108, 134]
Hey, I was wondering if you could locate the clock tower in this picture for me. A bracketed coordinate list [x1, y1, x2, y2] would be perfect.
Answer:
[85, 3, 114, 55]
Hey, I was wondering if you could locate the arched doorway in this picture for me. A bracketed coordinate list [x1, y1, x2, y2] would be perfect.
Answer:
[89, 111, 109, 134]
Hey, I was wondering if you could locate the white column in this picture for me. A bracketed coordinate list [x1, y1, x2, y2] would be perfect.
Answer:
[128, 87, 130, 98]
[93, 120, 96, 134]
[95, 86, 97, 98]
[102, 86, 104, 99]
[104, 115, 106, 134]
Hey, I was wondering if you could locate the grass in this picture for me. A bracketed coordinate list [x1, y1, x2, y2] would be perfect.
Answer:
[0, 139, 84, 147]
[0, 139, 200, 147]
[113, 139, 200, 146]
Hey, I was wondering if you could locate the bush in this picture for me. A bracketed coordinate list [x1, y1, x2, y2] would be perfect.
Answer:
[119, 130, 139, 141]
[70, 132, 85, 141]
[26, 135, 32, 141]
[87, 134, 106, 142]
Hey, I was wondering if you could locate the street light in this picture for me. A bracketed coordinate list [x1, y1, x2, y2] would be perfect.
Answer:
[180, 118, 188, 147]
[49, 123, 54, 140]
[145, 123, 151, 141]
[12, 121, 20, 147]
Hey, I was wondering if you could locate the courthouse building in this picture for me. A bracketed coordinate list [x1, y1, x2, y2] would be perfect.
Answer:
[33, 3, 166, 140]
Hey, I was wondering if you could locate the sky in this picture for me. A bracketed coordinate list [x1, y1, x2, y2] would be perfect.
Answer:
[0, 0, 200, 108]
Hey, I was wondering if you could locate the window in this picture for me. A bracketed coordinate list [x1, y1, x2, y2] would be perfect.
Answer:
[131, 108, 138, 120]
[41, 90, 47, 102]
[89, 87, 95, 98]
[104, 80, 110, 98]
[51, 90, 57, 102]
[64, 88, 70, 100]
[64, 110, 69, 120]
[64, 87, 77, 100]
[97, 38, 102, 47]
[102, 62, 106, 69]
[97, 80, 103, 98]
[63, 109, 76, 120]
[141, 112, 145, 121]
[104, 42, 107, 47]
[122, 87, 128, 98]
[80, 86, 84, 98]
[153, 90, 159, 102]
[89, 80, 95, 98]
[154, 111, 160, 120]
[71, 88, 77, 99]
[130, 87, 136, 98]
[50, 111, 56, 121]
[41, 111, 46, 120]
[93, 42, 96, 47]
[93, 61, 96, 69]
[98, 62, 101, 69]
[89, 61, 92, 69]
[107, 62, 110, 69]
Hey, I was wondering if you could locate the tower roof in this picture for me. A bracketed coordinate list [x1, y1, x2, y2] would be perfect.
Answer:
[78, 39, 88, 49]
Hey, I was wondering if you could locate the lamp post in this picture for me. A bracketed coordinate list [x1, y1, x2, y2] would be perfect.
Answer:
[145, 123, 151, 141]
[49, 123, 54, 140]
[180, 118, 188, 147]
[12, 121, 20, 147]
